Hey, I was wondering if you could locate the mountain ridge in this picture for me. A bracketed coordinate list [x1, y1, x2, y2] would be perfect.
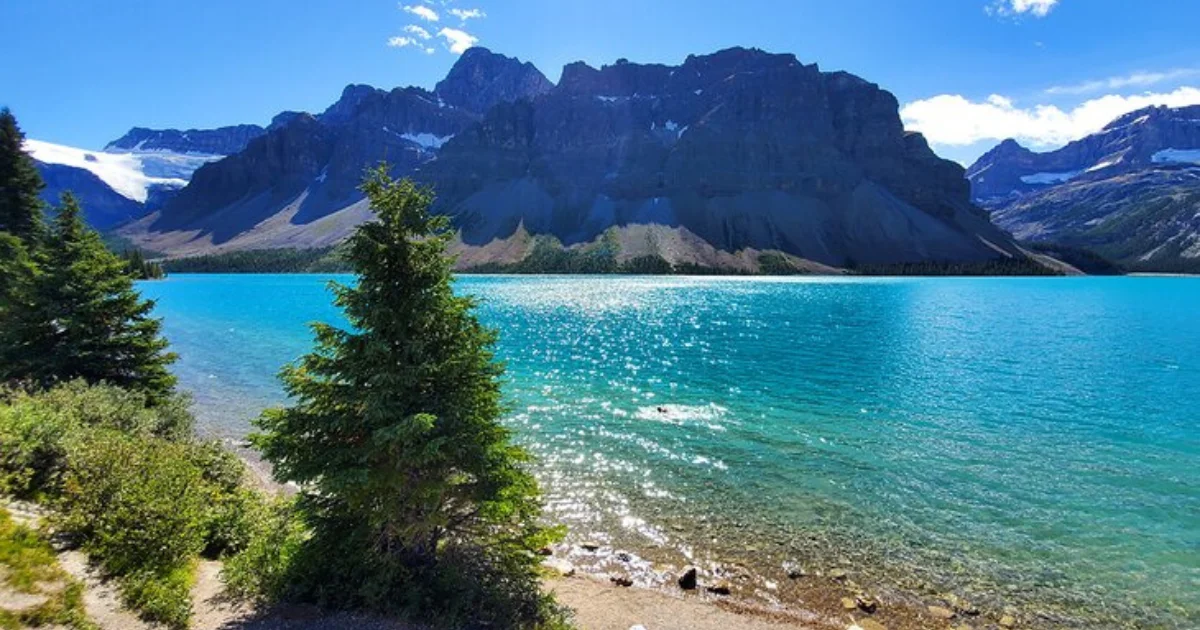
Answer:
[117, 46, 1042, 272]
[968, 105, 1200, 271]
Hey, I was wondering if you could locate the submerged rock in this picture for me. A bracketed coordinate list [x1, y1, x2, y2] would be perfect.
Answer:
[610, 573, 634, 587]
[705, 580, 732, 595]
[542, 558, 575, 577]
[928, 605, 956, 620]
[678, 566, 698, 590]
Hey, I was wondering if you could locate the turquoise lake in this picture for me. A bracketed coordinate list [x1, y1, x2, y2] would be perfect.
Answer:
[138, 274, 1200, 628]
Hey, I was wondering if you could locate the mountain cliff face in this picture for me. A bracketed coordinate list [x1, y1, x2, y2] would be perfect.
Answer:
[105, 124, 265, 155]
[418, 48, 1020, 268]
[122, 47, 1033, 270]
[969, 105, 1200, 271]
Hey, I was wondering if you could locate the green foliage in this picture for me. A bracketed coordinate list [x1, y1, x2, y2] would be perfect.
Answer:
[0, 507, 97, 630]
[221, 497, 309, 604]
[120, 248, 166, 280]
[0, 108, 45, 242]
[757, 252, 803, 275]
[251, 166, 568, 628]
[57, 431, 209, 575]
[0, 194, 178, 402]
[0, 383, 267, 628]
[117, 563, 196, 630]
[0, 381, 193, 497]
[852, 258, 1062, 276]
[164, 246, 349, 273]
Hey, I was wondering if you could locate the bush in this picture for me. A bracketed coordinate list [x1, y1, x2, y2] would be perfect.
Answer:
[57, 431, 209, 575]
[118, 563, 196, 630]
[0, 381, 194, 498]
[221, 498, 309, 604]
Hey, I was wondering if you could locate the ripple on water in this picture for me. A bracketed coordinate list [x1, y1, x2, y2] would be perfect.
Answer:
[140, 275, 1200, 628]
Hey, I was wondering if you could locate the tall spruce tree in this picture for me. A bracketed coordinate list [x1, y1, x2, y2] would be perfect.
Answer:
[0, 108, 45, 242]
[253, 166, 562, 626]
[7, 194, 178, 401]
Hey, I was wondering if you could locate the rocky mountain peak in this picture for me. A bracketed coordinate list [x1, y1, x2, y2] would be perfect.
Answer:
[434, 47, 553, 114]
[105, 124, 265, 155]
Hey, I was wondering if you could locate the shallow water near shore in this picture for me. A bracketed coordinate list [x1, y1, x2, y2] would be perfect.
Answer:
[139, 274, 1200, 628]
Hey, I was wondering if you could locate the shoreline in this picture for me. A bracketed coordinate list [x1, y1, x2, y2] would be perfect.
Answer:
[224, 442, 1017, 630]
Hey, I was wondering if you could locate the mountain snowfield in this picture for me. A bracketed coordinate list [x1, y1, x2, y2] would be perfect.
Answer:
[968, 104, 1200, 272]
[24, 139, 221, 203]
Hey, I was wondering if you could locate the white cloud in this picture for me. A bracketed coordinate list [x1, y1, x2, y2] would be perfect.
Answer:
[437, 27, 478, 54]
[1046, 69, 1200, 95]
[901, 86, 1200, 147]
[403, 24, 432, 40]
[448, 8, 486, 22]
[387, 36, 435, 54]
[402, 4, 439, 22]
[988, 0, 1059, 18]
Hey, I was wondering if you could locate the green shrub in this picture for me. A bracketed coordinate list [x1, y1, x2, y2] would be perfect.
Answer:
[57, 430, 209, 575]
[0, 381, 194, 498]
[221, 497, 309, 604]
[118, 563, 196, 630]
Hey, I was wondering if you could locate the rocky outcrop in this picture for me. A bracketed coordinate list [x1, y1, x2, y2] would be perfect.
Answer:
[105, 124, 265, 155]
[435, 47, 553, 115]
[971, 105, 1200, 271]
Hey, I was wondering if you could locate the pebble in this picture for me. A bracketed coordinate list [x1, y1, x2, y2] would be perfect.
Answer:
[857, 619, 888, 630]
[580, 541, 601, 551]
[829, 568, 849, 580]
[842, 597, 859, 611]
[677, 566, 698, 591]
[999, 615, 1017, 628]
[705, 580, 732, 595]
[928, 605, 956, 620]
[855, 595, 878, 613]
[536, 546, 553, 556]
[542, 558, 575, 577]
[610, 573, 634, 587]
[630, 626, 647, 630]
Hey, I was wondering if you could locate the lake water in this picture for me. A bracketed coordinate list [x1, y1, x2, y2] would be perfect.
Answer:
[138, 274, 1200, 628]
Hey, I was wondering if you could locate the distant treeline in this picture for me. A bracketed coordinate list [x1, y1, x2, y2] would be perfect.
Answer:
[120, 248, 166, 280]
[163, 246, 351, 273]
[155, 239, 1137, 277]
[1023, 243, 1125, 276]
[850, 258, 1063, 276]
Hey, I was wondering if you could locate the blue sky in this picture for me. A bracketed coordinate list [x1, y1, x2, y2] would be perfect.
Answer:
[3, 0, 1199, 164]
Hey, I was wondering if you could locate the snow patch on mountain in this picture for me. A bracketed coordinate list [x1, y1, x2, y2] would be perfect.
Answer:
[1020, 170, 1081, 185]
[401, 132, 454, 150]
[1152, 148, 1200, 164]
[24, 139, 221, 203]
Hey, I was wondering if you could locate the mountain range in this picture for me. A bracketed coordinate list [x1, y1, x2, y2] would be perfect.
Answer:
[26, 125, 266, 229]
[967, 105, 1200, 272]
[36, 48, 1065, 273]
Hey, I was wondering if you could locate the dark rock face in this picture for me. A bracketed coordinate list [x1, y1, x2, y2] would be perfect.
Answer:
[36, 162, 150, 229]
[419, 47, 1017, 267]
[145, 49, 552, 246]
[106, 124, 266, 155]
[971, 105, 1200, 271]
[435, 47, 553, 115]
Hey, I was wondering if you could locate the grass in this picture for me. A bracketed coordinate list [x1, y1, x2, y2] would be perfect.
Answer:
[0, 506, 95, 630]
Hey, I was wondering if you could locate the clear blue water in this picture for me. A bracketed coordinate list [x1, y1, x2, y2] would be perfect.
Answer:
[139, 274, 1200, 628]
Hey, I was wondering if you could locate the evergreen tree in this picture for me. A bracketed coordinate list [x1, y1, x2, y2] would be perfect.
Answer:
[4, 194, 177, 401]
[0, 108, 45, 242]
[253, 167, 562, 627]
